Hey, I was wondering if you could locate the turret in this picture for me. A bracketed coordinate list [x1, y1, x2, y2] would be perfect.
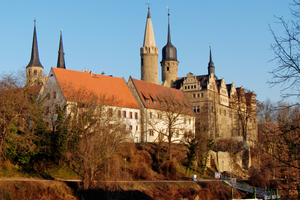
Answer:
[208, 46, 215, 75]
[161, 8, 179, 87]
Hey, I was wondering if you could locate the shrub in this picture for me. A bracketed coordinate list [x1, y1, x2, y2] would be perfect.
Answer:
[158, 158, 178, 180]
[132, 162, 153, 180]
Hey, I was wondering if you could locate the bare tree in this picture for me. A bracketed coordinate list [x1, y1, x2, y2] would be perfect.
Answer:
[269, 0, 300, 101]
[145, 90, 194, 160]
[0, 74, 44, 164]
[230, 87, 257, 143]
[257, 100, 300, 199]
[45, 82, 131, 189]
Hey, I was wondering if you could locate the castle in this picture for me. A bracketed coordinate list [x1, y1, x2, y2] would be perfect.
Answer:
[25, 8, 258, 145]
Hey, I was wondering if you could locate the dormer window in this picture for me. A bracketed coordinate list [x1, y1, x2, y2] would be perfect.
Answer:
[145, 99, 150, 103]
[153, 100, 157, 105]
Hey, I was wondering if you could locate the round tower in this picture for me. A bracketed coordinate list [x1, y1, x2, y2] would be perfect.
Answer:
[140, 7, 159, 84]
[160, 9, 178, 87]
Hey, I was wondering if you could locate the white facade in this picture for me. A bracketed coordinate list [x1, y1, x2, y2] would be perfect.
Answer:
[41, 68, 141, 142]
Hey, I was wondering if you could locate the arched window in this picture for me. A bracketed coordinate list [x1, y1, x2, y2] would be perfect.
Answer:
[34, 70, 37, 76]
[28, 69, 31, 75]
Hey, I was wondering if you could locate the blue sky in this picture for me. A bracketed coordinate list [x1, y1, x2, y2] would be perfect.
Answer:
[0, 1, 294, 103]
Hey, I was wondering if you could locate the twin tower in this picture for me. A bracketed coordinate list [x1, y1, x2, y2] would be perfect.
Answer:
[141, 7, 178, 87]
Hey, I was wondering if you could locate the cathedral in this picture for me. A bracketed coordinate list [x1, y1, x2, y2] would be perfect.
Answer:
[25, 8, 258, 145]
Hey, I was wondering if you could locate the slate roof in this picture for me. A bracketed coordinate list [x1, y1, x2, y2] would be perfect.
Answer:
[172, 75, 210, 90]
[130, 78, 194, 116]
[51, 68, 139, 109]
[26, 21, 43, 68]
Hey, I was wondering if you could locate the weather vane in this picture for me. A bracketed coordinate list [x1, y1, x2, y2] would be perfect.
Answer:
[145, 1, 151, 9]
[209, 42, 212, 49]
[167, 4, 170, 16]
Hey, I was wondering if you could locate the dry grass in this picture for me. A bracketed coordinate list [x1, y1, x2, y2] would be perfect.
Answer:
[0, 180, 76, 200]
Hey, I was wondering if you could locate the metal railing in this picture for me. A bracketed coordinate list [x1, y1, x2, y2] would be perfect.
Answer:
[222, 177, 280, 199]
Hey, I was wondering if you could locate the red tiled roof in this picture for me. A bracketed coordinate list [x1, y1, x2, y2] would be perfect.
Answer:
[131, 78, 194, 115]
[51, 68, 139, 109]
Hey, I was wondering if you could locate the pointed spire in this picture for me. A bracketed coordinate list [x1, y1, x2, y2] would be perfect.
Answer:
[143, 6, 156, 47]
[26, 20, 43, 68]
[167, 6, 171, 44]
[208, 45, 215, 75]
[161, 6, 177, 62]
[57, 30, 66, 69]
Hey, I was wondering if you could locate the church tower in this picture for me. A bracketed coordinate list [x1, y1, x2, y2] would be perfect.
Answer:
[161, 8, 178, 87]
[140, 6, 159, 84]
[57, 30, 66, 69]
[26, 20, 45, 86]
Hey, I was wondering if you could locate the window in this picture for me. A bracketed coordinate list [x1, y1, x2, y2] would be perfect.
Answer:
[149, 129, 154, 136]
[153, 100, 157, 105]
[123, 111, 126, 118]
[34, 70, 37, 76]
[188, 86, 190, 89]
[197, 106, 200, 112]
[135, 112, 138, 119]
[28, 70, 31, 75]
[136, 126, 138, 131]
[108, 108, 113, 117]
[47, 93, 50, 100]
[197, 93, 200, 98]
[160, 101, 164, 106]
[129, 112, 133, 119]
[193, 106, 197, 113]
[145, 99, 150, 103]
[193, 94, 196, 98]
[53, 91, 57, 99]
[194, 85, 196, 88]
[150, 112, 152, 119]
[45, 106, 49, 115]
[71, 106, 75, 113]
[189, 118, 191, 125]
[185, 86, 187, 89]
[118, 110, 121, 118]
[191, 85, 193, 89]
[201, 93, 204, 97]
[55, 104, 59, 114]
[167, 67, 169, 71]
[157, 113, 162, 119]
[129, 125, 133, 130]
